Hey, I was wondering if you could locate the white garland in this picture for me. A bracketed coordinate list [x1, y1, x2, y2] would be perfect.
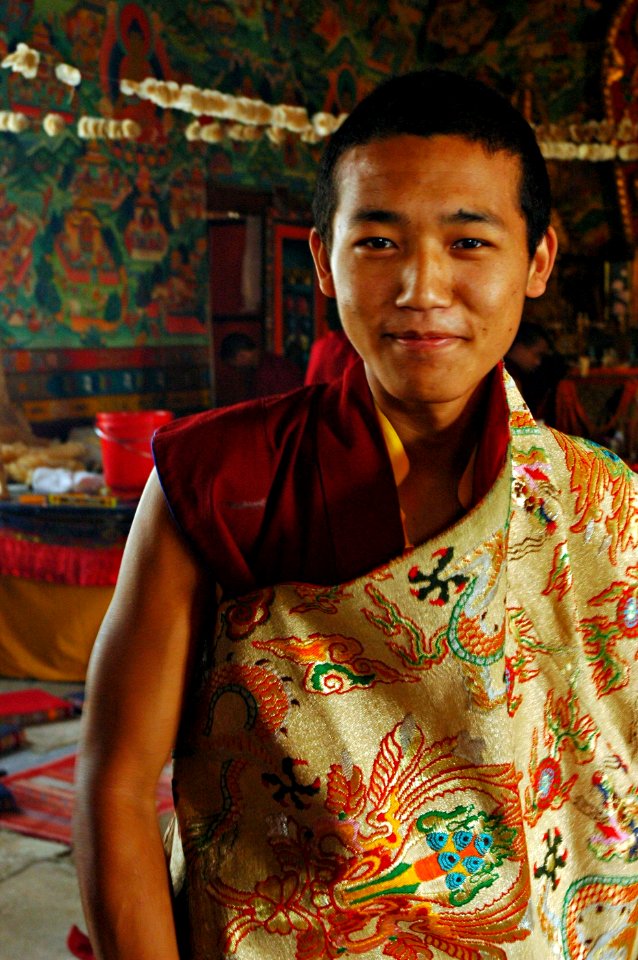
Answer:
[121, 76, 638, 155]
[120, 77, 347, 144]
[0, 110, 29, 133]
[1, 42, 40, 79]
[536, 141, 638, 162]
[539, 142, 617, 161]
[533, 118, 638, 162]
[54, 62, 81, 87]
[3, 41, 638, 158]
[77, 116, 141, 140]
[43, 113, 65, 136]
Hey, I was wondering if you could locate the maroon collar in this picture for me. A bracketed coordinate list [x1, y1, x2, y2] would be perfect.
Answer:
[339, 358, 510, 508]
[315, 359, 510, 581]
[472, 361, 511, 505]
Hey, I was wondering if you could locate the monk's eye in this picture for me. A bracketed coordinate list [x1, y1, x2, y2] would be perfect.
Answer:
[452, 238, 488, 250]
[358, 237, 395, 250]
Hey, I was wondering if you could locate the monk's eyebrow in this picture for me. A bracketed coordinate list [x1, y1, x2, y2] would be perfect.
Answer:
[441, 207, 505, 227]
[348, 208, 406, 227]
[348, 207, 506, 229]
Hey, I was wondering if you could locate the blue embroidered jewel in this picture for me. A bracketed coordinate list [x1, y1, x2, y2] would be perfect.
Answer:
[474, 833, 492, 855]
[438, 851, 460, 871]
[426, 831, 448, 851]
[623, 596, 638, 630]
[453, 830, 473, 850]
[445, 871, 466, 890]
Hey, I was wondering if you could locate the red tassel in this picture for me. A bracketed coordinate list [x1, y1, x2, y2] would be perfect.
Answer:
[66, 925, 95, 959]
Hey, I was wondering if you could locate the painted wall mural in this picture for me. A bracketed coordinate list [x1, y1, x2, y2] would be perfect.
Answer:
[0, 2, 213, 351]
[0, 0, 629, 422]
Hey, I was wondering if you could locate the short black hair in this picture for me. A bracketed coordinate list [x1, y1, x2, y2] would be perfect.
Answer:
[312, 69, 551, 259]
[220, 332, 257, 361]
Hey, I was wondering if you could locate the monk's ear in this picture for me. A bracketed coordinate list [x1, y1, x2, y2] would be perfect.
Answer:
[525, 226, 558, 299]
[309, 228, 336, 298]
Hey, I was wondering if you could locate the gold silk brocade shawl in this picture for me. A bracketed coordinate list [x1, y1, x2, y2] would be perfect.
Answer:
[168, 374, 638, 960]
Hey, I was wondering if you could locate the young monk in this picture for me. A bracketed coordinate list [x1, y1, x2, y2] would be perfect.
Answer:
[75, 69, 638, 960]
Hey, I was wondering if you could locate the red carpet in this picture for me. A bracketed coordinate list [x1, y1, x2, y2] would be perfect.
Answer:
[0, 688, 76, 727]
[0, 753, 174, 845]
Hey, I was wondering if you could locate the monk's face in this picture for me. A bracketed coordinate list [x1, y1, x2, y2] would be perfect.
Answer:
[311, 134, 556, 422]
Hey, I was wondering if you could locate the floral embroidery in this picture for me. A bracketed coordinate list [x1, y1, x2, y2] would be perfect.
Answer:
[542, 541, 573, 601]
[562, 876, 638, 959]
[206, 720, 529, 958]
[512, 454, 558, 534]
[262, 757, 321, 809]
[524, 690, 598, 827]
[408, 547, 468, 605]
[203, 662, 289, 738]
[619, 588, 638, 637]
[247, 874, 310, 935]
[534, 827, 568, 890]
[252, 629, 422, 692]
[504, 608, 557, 717]
[183, 663, 291, 852]
[581, 566, 638, 697]
[409, 532, 508, 670]
[172, 372, 638, 958]
[587, 769, 638, 863]
[290, 583, 353, 615]
[221, 587, 275, 640]
[362, 583, 447, 669]
[533, 758, 564, 810]
[551, 430, 638, 564]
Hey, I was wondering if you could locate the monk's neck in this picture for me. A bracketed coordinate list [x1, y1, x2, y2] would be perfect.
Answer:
[373, 382, 489, 544]
[374, 380, 488, 472]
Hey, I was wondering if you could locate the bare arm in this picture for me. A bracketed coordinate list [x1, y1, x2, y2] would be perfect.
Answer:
[74, 470, 209, 960]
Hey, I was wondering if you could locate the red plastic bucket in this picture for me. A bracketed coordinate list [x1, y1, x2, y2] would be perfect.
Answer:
[95, 410, 173, 496]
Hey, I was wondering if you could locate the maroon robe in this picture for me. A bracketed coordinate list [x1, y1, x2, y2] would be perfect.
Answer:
[152, 360, 509, 598]
[304, 330, 359, 385]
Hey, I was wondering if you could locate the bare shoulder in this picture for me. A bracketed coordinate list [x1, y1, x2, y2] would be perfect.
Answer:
[80, 470, 211, 786]
[114, 468, 202, 589]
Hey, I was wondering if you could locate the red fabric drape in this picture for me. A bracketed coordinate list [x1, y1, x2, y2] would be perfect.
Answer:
[0, 531, 123, 586]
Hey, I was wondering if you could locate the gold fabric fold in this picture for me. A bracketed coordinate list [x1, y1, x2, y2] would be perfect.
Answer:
[170, 373, 638, 959]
